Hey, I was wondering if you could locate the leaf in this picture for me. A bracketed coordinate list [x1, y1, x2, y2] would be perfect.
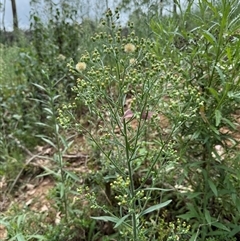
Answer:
[226, 46, 232, 61]
[209, 125, 219, 135]
[37, 166, 60, 178]
[91, 216, 119, 224]
[9, 233, 26, 241]
[211, 222, 230, 232]
[202, 30, 217, 45]
[222, 117, 236, 129]
[204, 209, 211, 224]
[114, 214, 130, 228]
[215, 109, 222, 127]
[144, 187, 173, 192]
[177, 212, 197, 220]
[229, 226, 240, 237]
[29, 235, 47, 240]
[32, 82, 46, 92]
[187, 192, 202, 199]
[228, 91, 240, 100]
[44, 107, 53, 115]
[53, 95, 61, 101]
[0, 220, 9, 226]
[189, 233, 198, 241]
[65, 170, 80, 181]
[208, 179, 218, 196]
[207, 230, 228, 236]
[12, 114, 22, 120]
[140, 200, 172, 216]
[192, 130, 201, 139]
[59, 183, 64, 198]
[208, 87, 220, 102]
[215, 65, 225, 82]
[178, 203, 199, 220]
[40, 137, 56, 149]
[35, 122, 50, 128]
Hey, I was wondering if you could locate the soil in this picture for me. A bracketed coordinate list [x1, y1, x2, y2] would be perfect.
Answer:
[0, 135, 90, 240]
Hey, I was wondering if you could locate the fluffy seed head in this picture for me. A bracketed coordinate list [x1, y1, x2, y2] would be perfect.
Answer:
[76, 62, 87, 71]
[124, 43, 136, 53]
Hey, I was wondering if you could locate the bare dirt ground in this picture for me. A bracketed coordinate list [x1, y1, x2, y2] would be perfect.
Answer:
[0, 135, 90, 240]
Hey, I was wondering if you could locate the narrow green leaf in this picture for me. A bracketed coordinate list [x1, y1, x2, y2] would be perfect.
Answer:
[208, 230, 228, 236]
[114, 214, 130, 229]
[211, 222, 230, 232]
[35, 122, 50, 128]
[53, 95, 61, 101]
[12, 114, 22, 120]
[222, 117, 236, 129]
[65, 170, 80, 181]
[55, 124, 59, 134]
[40, 137, 56, 149]
[209, 125, 219, 135]
[229, 226, 240, 237]
[187, 192, 202, 199]
[91, 216, 119, 224]
[208, 179, 218, 196]
[204, 0, 219, 16]
[204, 209, 211, 224]
[177, 212, 197, 220]
[190, 233, 198, 241]
[44, 108, 53, 115]
[226, 47, 232, 61]
[140, 200, 172, 216]
[215, 65, 225, 82]
[177, 205, 200, 220]
[144, 187, 173, 192]
[215, 109, 222, 127]
[192, 130, 201, 139]
[228, 91, 240, 100]
[59, 183, 64, 198]
[29, 235, 46, 240]
[202, 30, 217, 45]
[37, 166, 60, 178]
[32, 83, 46, 92]
[0, 220, 9, 227]
[208, 87, 220, 102]
[16, 233, 26, 241]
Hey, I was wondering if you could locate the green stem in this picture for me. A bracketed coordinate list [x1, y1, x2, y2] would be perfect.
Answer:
[55, 126, 68, 222]
[49, 87, 69, 222]
[123, 117, 138, 241]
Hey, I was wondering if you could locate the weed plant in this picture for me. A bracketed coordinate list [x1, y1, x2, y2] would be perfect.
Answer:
[0, 42, 39, 182]
[61, 1, 240, 240]
[151, 0, 240, 240]
[59, 8, 201, 241]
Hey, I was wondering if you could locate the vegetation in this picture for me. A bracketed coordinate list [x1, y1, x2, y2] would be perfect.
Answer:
[0, 0, 240, 240]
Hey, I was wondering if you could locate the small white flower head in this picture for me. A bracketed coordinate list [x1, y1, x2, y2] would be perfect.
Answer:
[58, 54, 66, 61]
[129, 58, 136, 65]
[124, 43, 136, 53]
[76, 62, 87, 71]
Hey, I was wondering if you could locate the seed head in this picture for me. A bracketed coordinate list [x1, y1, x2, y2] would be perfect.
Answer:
[129, 58, 136, 64]
[124, 43, 136, 53]
[58, 54, 66, 60]
[76, 62, 87, 71]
